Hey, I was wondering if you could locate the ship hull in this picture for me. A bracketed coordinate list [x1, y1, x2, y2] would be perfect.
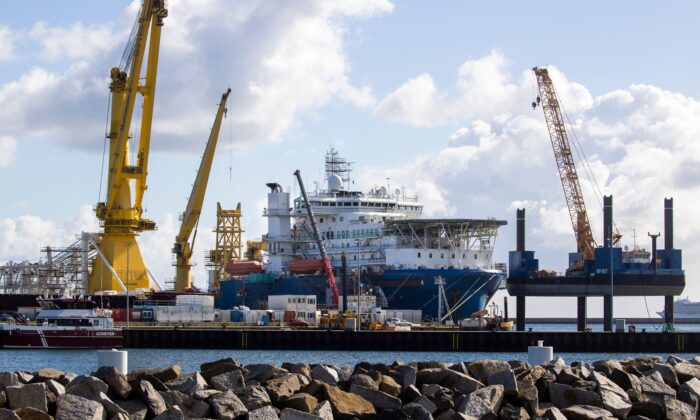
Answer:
[217, 268, 504, 320]
[0, 327, 122, 349]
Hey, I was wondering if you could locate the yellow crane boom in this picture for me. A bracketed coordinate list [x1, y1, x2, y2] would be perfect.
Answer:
[173, 89, 232, 291]
[89, 0, 167, 293]
[532, 67, 596, 261]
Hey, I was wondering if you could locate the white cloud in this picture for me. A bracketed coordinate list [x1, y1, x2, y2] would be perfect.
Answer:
[370, 53, 700, 316]
[0, 25, 16, 61]
[0, 0, 390, 152]
[0, 137, 17, 168]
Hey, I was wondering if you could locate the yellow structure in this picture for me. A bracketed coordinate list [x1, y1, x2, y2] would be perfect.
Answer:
[173, 90, 232, 292]
[90, 0, 167, 293]
[244, 238, 268, 262]
[207, 203, 244, 290]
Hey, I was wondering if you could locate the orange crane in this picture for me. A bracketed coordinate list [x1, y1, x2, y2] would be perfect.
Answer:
[293, 169, 340, 305]
[532, 67, 596, 261]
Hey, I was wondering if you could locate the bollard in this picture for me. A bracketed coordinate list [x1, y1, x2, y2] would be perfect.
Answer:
[97, 349, 128, 374]
[528, 340, 553, 365]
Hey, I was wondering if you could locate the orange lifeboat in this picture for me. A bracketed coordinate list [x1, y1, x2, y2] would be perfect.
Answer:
[288, 258, 324, 274]
[225, 259, 263, 276]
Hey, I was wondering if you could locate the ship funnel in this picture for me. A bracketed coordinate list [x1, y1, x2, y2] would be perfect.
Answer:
[664, 198, 673, 250]
[516, 208, 525, 252]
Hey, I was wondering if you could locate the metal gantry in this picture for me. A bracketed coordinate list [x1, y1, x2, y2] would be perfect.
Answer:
[206, 202, 243, 291]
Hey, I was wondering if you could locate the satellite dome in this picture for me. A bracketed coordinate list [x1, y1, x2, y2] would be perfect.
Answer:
[328, 174, 343, 191]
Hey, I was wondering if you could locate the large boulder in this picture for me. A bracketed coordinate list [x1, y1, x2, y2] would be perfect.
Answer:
[680, 377, 700, 401]
[393, 366, 417, 389]
[200, 358, 243, 382]
[265, 374, 303, 403]
[96, 391, 129, 418]
[628, 401, 664, 419]
[663, 395, 695, 419]
[35, 368, 64, 383]
[210, 370, 245, 392]
[400, 402, 433, 420]
[55, 393, 105, 420]
[44, 379, 65, 397]
[0, 408, 18, 420]
[455, 384, 504, 418]
[128, 365, 181, 384]
[349, 384, 401, 410]
[322, 384, 375, 419]
[13, 407, 52, 420]
[548, 383, 601, 409]
[674, 363, 700, 382]
[114, 399, 148, 420]
[379, 376, 402, 397]
[310, 366, 338, 385]
[65, 375, 109, 400]
[639, 371, 676, 399]
[160, 390, 211, 418]
[246, 364, 287, 384]
[590, 371, 632, 418]
[247, 405, 279, 420]
[95, 366, 131, 400]
[499, 403, 531, 420]
[653, 363, 680, 388]
[235, 385, 272, 410]
[560, 404, 613, 420]
[0, 373, 18, 390]
[417, 368, 482, 394]
[5, 384, 47, 413]
[610, 368, 642, 394]
[592, 360, 624, 377]
[170, 372, 207, 396]
[350, 374, 378, 390]
[209, 390, 249, 420]
[283, 393, 318, 412]
[468, 360, 511, 383]
[135, 380, 167, 417]
[152, 405, 184, 420]
[487, 370, 518, 395]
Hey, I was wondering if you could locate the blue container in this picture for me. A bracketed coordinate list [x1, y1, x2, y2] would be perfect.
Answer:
[231, 311, 244, 322]
[261, 315, 270, 325]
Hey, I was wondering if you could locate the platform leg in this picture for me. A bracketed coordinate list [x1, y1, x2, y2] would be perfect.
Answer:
[516, 296, 525, 331]
[603, 295, 613, 332]
[577, 297, 587, 331]
[665, 295, 674, 326]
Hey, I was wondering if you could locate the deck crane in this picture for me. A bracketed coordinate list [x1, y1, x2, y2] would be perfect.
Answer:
[532, 67, 597, 262]
[293, 170, 340, 306]
[89, 0, 167, 293]
[173, 89, 232, 292]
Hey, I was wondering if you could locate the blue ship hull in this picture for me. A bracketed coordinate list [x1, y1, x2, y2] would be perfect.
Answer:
[217, 268, 504, 321]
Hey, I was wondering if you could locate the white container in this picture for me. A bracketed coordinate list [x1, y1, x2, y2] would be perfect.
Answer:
[97, 349, 128, 374]
[528, 340, 553, 365]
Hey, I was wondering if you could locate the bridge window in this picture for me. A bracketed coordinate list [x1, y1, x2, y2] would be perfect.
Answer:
[418, 252, 421, 258]
[474, 254, 478, 259]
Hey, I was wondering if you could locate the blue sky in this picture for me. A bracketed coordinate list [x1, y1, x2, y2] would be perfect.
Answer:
[1, 1, 699, 317]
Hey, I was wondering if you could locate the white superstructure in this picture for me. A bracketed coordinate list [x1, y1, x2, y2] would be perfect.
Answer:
[263, 148, 501, 274]
[657, 298, 700, 319]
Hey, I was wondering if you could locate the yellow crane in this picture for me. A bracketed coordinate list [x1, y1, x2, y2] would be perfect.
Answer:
[89, 0, 167, 293]
[173, 89, 232, 292]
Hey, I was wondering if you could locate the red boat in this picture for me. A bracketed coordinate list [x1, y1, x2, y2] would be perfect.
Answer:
[225, 259, 264, 276]
[0, 297, 122, 349]
[288, 258, 324, 274]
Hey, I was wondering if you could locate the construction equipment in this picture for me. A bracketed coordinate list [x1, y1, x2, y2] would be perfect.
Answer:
[293, 170, 340, 306]
[532, 67, 597, 262]
[90, 0, 168, 293]
[207, 203, 244, 291]
[173, 89, 232, 292]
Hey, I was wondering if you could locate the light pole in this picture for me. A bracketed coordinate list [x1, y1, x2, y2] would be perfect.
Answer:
[124, 242, 131, 329]
[355, 239, 362, 331]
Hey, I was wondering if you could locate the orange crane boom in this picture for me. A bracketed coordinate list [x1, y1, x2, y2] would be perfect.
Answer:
[293, 169, 340, 305]
[533, 67, 596, 261]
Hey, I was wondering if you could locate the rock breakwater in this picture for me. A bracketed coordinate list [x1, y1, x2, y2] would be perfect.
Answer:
[0, 355, 699, 419]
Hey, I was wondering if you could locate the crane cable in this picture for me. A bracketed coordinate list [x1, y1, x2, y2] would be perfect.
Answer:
[228, 103, 232, 182]
[98, 91, 112, 203]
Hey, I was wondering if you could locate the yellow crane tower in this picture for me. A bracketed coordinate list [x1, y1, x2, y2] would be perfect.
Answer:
[89, 0, 167, 293]
[173, 89, 232, 292]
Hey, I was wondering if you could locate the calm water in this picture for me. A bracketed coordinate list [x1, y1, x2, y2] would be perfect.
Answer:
[0, 348, 697, 375]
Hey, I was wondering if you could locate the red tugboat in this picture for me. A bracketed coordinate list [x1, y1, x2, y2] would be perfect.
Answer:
[0, 296, 122, 349]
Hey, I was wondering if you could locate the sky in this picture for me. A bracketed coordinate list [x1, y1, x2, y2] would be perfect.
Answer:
[1, 0, 699, 317]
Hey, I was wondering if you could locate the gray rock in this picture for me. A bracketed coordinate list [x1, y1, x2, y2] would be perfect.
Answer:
[401, 402, 433, 420]
[322, 383, 375, 419]
[13, 407, 52, 420]
[211, 369, 245, 392]
[310, 366, 338, 385]
[653, 363, 680, 388]
[434, 409, 465, 420]
[96, 391, 129, 418]
[280, 407, 324, 420]
[556, 367, 581, 385]
[395, 366, 417, 389]
[592, 360, 624, 376]
[5, 383, 47, 412]
[349, 384, 401, 410]
[0, 408, 19, 420]
[674, 363, 700, 383]
[248, 405, 279, 420]
[629, 401, 664, 419]
[516, 376, 539, 412]
[399, 384, 422, 404]
[110, 414, 129, 420]
[0, 391, 4, 408]
[487, 369, 518, 395]
[210, 390, 249, 419]
[590, 371, 632, 418]
[170, 372, 207, 396]
[95, 366, 131, 400]
[350, 374, 378, 390]
[561, 404, 613, 420]
[192, 389, 221, 400]
[283, 392, 318, 412]
[45, 379, 65, 397]
[16, 372, 34, 384]
[127, 365, 181, 384]
[420, 383, 443, 398]
[266, 374, 303, 403]
[58, 373, 77, 388]
[544, 357, 568, 375]
[417, 368, 482, 395]
[35, 368, 65, 382]
[66, 375, 109, 400]
[468, 360, 510, 383]
[610, 368, 642, 394]
[200, 358, 243, 381]
[667, 355, 688, 365]
[680, 377, 700, 400]
[152, 405, 184, 420]
[640, 371, 676, 398]
[312, 400, 333, 420]
[380, 376, 402, 397]
[412, 395, 438, 414]
[55, 393, 106, 420]
[114, 399, 148, 420]
[543, 406, 567, 420]
[663, 395, 695, 419]
[455, 385, 503, 417]
[136, 380, 167, 417]
[0, 373, 18, 390]
[498, 403, 530, 420]
[548, 382, 601, 409]
[235, 385, 271, 410]
[246, 364, 286, 384]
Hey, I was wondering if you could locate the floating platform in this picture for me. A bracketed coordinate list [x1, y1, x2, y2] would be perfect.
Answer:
[123, 328, 699, 353]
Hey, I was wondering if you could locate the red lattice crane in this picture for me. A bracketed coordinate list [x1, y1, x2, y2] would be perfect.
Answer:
[532, 67, 596, 261]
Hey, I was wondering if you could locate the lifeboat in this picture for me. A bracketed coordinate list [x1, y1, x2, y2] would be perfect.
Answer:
[225, 260, 263, 276]
[288, 258, 324, 274]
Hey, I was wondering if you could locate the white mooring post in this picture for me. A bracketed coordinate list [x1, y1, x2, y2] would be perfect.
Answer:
[527, 340, 553, 365]
[97, 349, 128, 374]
